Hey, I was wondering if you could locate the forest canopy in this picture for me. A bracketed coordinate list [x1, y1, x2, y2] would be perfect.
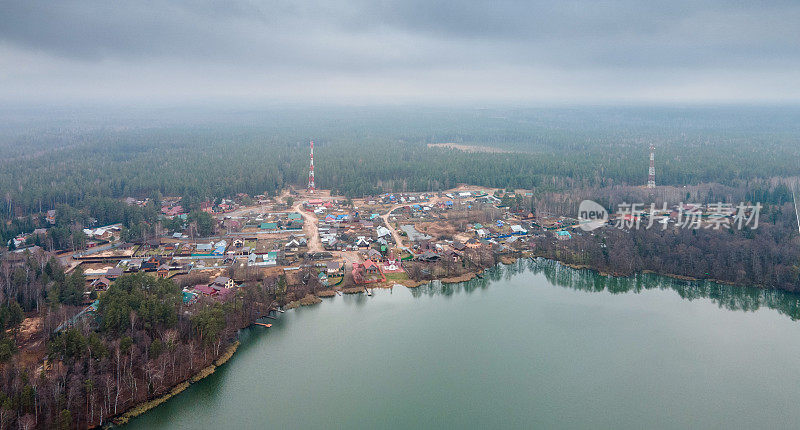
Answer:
[1, 105, 799, 243]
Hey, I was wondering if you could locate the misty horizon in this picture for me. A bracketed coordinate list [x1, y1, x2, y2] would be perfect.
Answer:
[1, 1, 799, 105]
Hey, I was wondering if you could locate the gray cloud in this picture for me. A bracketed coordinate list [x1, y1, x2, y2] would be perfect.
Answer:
[0, 0, 798, 103]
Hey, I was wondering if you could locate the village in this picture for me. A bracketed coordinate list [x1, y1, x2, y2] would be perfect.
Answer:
[5, 182, 753, 330]
[3, 187, 555, 315]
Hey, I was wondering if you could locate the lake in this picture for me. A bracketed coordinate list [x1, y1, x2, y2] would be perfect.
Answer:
[127, 259, 800, 429]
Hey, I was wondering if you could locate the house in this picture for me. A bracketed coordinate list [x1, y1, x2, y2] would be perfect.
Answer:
[362, 260, 381, 274]
[194, 284, 217, 296]
[466, 238, 481, 249]
[105, 267, 124, 279]
[510, 225, 528, 235]
[157, 264, 170, 278]
[442, 249, 459, 262]
[196, 242, 213, 253]
[212, 240, 227, 256]
[46, 210, 57, 224]
[162, 205, 184, 217]
[127, 259, 143, 271]
[326, 260, 343, 274]
[91, 277, 112, 291]
[260, 222, 279, 231]
[367, 248, 384, 262]
[556, 230, 572, 240]
[286, 219, 304, 230]
[307, 251, 333, 261]
[355, 236, 370, 247]
[140, 257, 160, 271]
[232, 238, 244, 247]
[492, 243, 511, 254]
[211, 276, 235, 289]
[376, 226, 392, 238]
[285, 236, 307, 249]
[417, 251, 440, 262]
[352, 260, 385, 284]
[182, 290, 198, 305]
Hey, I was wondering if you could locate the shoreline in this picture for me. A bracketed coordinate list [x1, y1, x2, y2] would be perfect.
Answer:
[110, 341, 240, 427]
[550, 257, 749, 288]
[118, 254, 775, 427]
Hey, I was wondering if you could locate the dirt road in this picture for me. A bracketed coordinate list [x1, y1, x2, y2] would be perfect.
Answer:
[293, 202, 323, 252]
[380, 194, 454, 250]
[381, 205, 407, 249]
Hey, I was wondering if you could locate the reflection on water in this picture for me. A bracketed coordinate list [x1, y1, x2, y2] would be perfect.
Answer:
[128, 256, 800, 430]
[410, 258, 800, 321]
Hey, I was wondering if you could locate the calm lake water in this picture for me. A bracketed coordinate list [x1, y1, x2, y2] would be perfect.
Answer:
[127, 259, 800, 429]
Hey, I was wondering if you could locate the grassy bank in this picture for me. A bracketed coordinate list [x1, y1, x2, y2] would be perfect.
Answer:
[285, 294, 322, 309]
[111, 341, 240, 427]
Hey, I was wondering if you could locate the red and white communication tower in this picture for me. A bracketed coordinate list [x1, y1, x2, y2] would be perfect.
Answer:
[647, 144, 656, 189]
[307, 140, 316, 193]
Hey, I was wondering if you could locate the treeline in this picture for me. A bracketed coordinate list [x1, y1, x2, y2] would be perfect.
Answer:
[0, 254, 88, 314]
[2, 106, 799, 240]
[0, 271, 277, 429]
[531, 203, 800, 291]
[522, 258, 800, 321]
[2, 197, 161, 248]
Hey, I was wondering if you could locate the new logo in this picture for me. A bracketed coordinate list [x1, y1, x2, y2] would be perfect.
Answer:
[578, 200, 608, 231]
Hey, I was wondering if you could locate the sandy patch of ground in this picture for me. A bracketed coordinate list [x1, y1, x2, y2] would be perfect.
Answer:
[415, 221, 459, 240]
[13, 316, 46, 368]
[427, 143, 515, 154]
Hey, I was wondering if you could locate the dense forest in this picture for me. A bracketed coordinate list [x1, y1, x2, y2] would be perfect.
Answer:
[2, 105, 799, 243]
[532, 202, 800, 291]
[0, 261, 278, 429]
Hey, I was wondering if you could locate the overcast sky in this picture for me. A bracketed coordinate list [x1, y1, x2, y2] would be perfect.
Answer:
[1, 0, 799, 104]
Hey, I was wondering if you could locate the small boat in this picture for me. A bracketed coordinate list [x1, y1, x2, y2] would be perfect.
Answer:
[254, 322, 272, 328]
